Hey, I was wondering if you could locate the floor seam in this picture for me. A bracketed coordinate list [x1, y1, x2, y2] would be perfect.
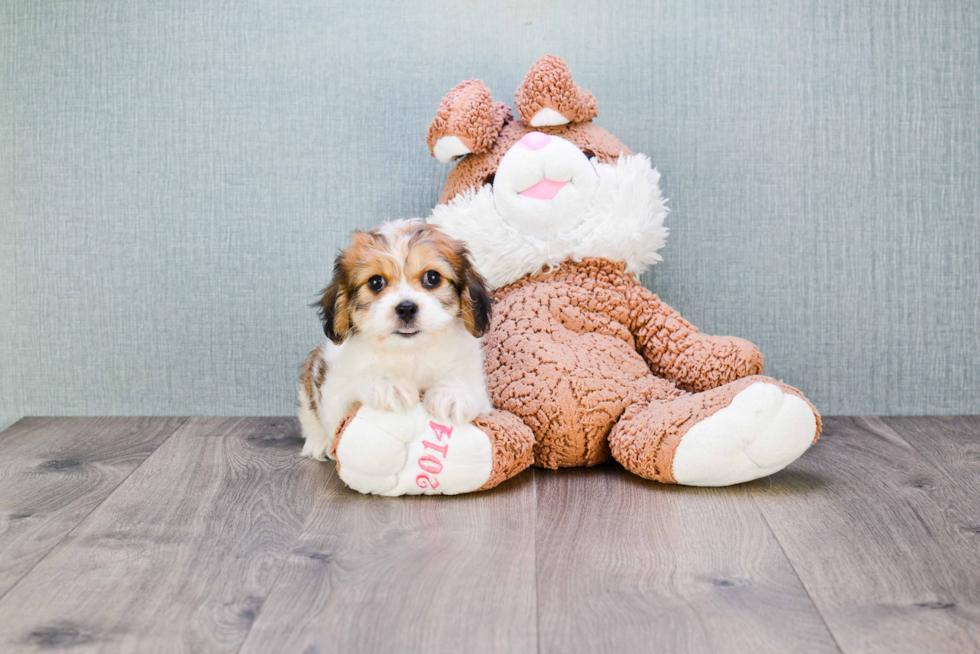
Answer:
[0, 416, 190, 605]
[533, 467, 542, 654]
[752, 487, 845, 654]
[234, 465, 337, 654]
[872, 416, 972, 491]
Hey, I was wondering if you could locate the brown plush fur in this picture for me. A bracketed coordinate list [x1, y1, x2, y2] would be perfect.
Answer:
[482, 258, 821, 472]
[513, 54, 598, 125]
[473, 410, 537, 490]
[426, 80, 511, 158]
[610, 375, 821, 483]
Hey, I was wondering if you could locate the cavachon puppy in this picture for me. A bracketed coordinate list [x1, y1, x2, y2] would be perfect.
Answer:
[298, 219, 493, 462]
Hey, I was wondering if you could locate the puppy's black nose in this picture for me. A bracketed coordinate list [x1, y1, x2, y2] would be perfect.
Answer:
[395, 301, 418, 322]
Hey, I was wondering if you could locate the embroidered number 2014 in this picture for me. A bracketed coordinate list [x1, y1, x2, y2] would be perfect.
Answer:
[415, 422, 453, 490]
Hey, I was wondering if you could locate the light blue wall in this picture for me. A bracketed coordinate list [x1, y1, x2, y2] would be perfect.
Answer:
[2, 0, 979, 429]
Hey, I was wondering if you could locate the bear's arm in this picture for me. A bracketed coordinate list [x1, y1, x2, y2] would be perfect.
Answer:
[627, 283, 764, 392]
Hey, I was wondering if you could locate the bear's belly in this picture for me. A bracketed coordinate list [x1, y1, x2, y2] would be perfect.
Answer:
[485, 308, 681, 469]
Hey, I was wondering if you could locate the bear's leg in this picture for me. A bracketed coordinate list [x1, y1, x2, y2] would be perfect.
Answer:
[609, 376, 821, 486]
[330, 404, 534, 496]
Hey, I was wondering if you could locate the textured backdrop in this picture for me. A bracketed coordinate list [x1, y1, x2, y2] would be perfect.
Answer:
[2, 0, 979, 430]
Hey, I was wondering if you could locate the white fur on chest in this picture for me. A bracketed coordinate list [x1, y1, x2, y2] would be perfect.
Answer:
[305, 321, 490, 463]
[324, 322, 483, 390]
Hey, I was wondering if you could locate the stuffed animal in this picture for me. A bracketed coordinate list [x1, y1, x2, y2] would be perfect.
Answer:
[329, 55, 820, 495]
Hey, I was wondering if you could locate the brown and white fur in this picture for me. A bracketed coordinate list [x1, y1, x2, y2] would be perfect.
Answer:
[298, 219, 493, 461]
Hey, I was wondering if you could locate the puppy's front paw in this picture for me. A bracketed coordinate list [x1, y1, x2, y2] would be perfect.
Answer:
[364, 379, 419, 413]
[423, 387, 485, 425]
[301, 438, 331, 461]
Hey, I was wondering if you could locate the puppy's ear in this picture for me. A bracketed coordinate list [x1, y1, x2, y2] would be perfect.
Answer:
[316, 257, 352, 344]
[456, 247, 492, 337]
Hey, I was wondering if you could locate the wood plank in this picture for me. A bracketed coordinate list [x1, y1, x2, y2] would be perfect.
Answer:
[748, 416, 980, 654]
[534, 464, 839, 654]
[0, 417, 186, 599]
[239, 469, 537, 654]
[0, 417, 327, 653]
[881, 416, 980, 496]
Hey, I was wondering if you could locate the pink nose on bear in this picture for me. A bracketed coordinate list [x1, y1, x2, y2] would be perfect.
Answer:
[518, 131, 551, 151]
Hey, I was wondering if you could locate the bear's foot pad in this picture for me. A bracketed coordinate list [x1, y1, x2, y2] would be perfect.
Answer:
[672, 382, 817, 486]
[336, 405, 493, 496]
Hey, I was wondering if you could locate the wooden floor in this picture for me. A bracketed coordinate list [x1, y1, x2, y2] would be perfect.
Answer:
[0, 417, 978, 653]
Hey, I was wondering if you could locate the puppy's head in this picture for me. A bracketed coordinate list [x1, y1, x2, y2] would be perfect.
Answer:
[317, 219, 491, 346]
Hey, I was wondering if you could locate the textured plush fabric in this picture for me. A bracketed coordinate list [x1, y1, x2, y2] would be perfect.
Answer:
[426, 81, 511, 160]
[473, 410, 536, 491]
[431, 152, 668, 288]
[609, 375, 821, 483]
[513, 55, 598, 125]
[331, 407, 359, 461]
[332, 405, 534, 492]
[2, 1, 979, 431]
[484, 258, 819, 472]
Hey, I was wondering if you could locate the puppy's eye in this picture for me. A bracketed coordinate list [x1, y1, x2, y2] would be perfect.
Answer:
[422, 270, 442, 289]
[367, 275, 386, 293]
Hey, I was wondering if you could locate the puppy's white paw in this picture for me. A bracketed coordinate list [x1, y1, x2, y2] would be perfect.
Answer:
[364, 378, 419, 413]
[423, 386, 484, 425]
[301, 438, 331, 461]
[298, 404, 335, 461]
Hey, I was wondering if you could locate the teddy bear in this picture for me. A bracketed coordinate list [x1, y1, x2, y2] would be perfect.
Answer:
[326, 55, 821, 495]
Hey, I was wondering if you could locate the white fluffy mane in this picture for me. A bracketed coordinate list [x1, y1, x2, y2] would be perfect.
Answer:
[428, 154, 669, 289]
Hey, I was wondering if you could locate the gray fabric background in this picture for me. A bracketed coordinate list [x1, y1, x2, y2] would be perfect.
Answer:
[2, 0, 978, 430]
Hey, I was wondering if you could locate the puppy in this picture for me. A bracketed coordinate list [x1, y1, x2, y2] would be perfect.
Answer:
[298, 219, 494, 461]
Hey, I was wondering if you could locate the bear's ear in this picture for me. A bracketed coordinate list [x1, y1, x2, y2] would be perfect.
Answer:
[426, 80, 511, 163]
[514, 55, 597, 127]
